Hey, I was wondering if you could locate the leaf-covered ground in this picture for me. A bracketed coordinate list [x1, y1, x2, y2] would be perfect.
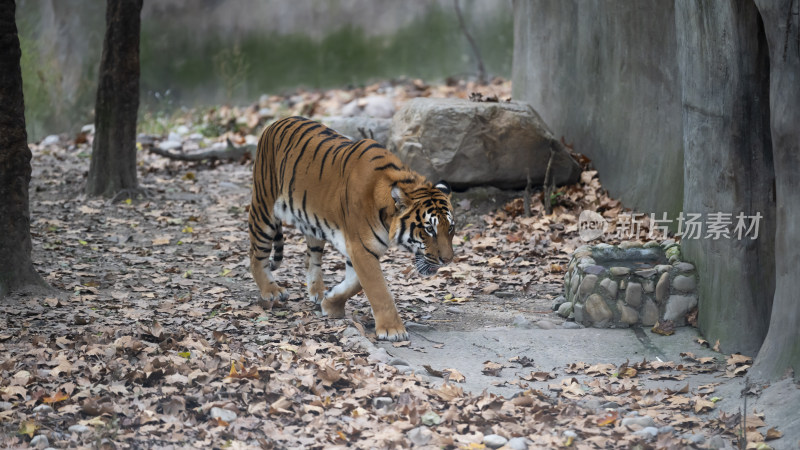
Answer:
[1, 79, 782, 449]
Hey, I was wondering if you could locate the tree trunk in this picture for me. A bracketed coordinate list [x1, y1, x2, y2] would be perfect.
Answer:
[86, 0, 143, 198]
[751, 0, 800, 381]
[675, 0, 776, 357]
[0, 0, 47, 296]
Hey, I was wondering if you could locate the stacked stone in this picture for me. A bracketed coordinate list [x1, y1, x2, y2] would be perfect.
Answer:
[560, 241, 698, 328]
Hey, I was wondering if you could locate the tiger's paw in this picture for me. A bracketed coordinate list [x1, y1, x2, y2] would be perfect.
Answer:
[375, 324, 409, 342]
[260, 284, 288, 302]
[307, 283, 326, 305]
[320, 298, 346, 318]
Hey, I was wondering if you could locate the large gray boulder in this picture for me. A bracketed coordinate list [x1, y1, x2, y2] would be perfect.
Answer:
[322, 116, 392, 147]
[387, 98, 581, 190]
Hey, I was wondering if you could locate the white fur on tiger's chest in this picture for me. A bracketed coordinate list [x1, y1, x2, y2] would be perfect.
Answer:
[274, 198, 349, 257]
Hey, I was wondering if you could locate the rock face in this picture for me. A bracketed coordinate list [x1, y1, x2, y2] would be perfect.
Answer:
[323, 116, 392, 147]
[388, 98, 581, 190]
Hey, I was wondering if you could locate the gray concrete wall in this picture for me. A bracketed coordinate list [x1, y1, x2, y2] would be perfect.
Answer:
[512, 0, 800, 374]
[512, 0, 684, 218]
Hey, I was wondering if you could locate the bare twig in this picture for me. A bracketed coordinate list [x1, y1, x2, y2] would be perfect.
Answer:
[523, 168, 532, 217]
[542, 143, 556, 215]
[453, 0, 487, 84]
[738, 376, 753, 449]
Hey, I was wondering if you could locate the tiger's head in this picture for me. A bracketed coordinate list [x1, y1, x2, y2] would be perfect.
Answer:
[390, 181, 455, 277]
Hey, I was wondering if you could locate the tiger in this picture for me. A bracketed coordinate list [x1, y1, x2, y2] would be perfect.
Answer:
[248, 116, 455, 341]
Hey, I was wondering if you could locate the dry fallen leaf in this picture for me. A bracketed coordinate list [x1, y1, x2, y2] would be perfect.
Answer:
[434, 382, 463, 402]
[765, 427, 782, 440]
[18, 420, 38, 438]
[443, 368, 466, 383]
[43, 391, 70, 404]
[482, 361, 503, 377]
[522, 371, 556, 382]
[693, 396, 715, 413]
[597, 410, 618, 426]
[651, 320, 676, 336]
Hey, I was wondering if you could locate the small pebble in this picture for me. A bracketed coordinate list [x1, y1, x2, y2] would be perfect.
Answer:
[507, 437, 530, 450]
[446, 306, 463, 314]
[421, 411, 441, 426]
[683, 433, 705, 445]
[68, 424, 90, 433]
[557, 302, 573, 318]
[483, 434, 508, 449]
[551, 295, 566, 311]
[494, 291, 516, 299]
[633, 427, 658, 439]
[658, 425, 675, 434]
[209, 407, 237, 423]
[0, 402, 12, 411]
[393, 365, 413, 375]
[512, 315, 533, 329]
[388, 358, 409, 367]
[372, 397, 393, 409]
[406, 426, 432, 446]
[30, 435, 49, 449]
[535, 320, 557, 330]
[621, 416, 656, 428]
[600, 401, 620, 409]
[368, 348, 389, 364]
[33, 405, 53, 414]
[563, 430, 577, 439]
[405, 322, 432, 332]
[561, 321, 583, 329]
[342, 327, 361, 338]
[707, 435, 727, 449]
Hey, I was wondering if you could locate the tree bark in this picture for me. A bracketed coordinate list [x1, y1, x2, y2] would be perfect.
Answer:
[86, 0, 143, 198]
[0, 0, 47, 296]
[675, 0, 776, 357]
[751, 0, 800, 381]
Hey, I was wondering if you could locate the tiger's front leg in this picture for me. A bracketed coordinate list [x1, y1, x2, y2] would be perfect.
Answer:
[320, 260, 361, 318]
[347, 246, 408, 341]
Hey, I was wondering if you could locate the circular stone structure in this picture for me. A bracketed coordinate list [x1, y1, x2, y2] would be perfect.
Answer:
[561, 240, 698, 328]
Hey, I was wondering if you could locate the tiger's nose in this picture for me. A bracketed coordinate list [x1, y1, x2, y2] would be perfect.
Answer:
[439, 252, 453, 265]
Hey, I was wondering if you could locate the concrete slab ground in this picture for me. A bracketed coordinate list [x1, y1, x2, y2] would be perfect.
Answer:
[378, 325, 722, 398]
[371, 322, 800, 448]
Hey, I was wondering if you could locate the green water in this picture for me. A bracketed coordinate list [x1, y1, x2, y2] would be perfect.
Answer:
[17, 4, 513, 140]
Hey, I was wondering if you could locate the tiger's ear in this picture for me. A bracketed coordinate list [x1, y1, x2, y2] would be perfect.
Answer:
[391, 186, 408, 210]
[434, 180, 452, 196]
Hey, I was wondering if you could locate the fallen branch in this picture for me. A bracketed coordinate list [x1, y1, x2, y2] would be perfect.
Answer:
[147, 138, 255, 161]
[523, 168, 532, 217]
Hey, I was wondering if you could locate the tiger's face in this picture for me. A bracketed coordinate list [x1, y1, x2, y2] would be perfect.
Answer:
[391, 181, 455, 277]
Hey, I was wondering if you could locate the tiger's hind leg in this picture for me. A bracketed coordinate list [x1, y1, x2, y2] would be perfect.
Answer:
[304, 236, 326, 304]
[248, 207, 288, 303]
[321, 260, 362, 319]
